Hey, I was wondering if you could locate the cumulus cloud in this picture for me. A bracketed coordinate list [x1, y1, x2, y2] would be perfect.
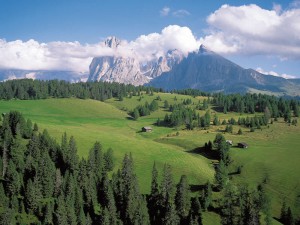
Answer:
[160, 7, 170, 16]
[128, 25, 199, 61]
[0, 25, 200, 72]
[0, 39, 115, 72]
[256, 67, 296, 79]
[202, 4, 300, 59]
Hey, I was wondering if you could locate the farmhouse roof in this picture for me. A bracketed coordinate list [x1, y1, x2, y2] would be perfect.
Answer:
[238, 142, 248, 148]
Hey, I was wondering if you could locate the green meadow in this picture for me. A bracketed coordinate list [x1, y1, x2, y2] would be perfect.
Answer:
[1, 93, 299, 223]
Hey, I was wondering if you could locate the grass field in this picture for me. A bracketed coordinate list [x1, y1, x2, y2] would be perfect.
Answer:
[0, 97, 214, 192]
[1, 93, 299, 224]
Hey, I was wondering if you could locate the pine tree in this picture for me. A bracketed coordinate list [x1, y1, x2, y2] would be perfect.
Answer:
[201, 181, 212, 211]
[89, 141, 104, 182]
[162, 194, 179, 225]
[68, 136, 79, 173]
[5, 161, 21, 197]
[33, 123, 39, 132]
[101, 174, 118, 225]
[160, 164, 174, 204]
[149, 162, 161, 224]
[25, 176, 42, 215]
[238, 128, 243, 135]
[215, 160, 229, 190]
[54, 168, 63, 197]
[42, 202, 54, 225]
[133, 108, 140, 120]
[77, 206, 87, 225]
[102, 207, 111, 225]
[190, 197, 203, 225]
[286, 207, 295, 225]
[104, 148, 114, 172]
[0, 183, 9, 208]
[0, 207, 16, 225]
[38, 151, 56, 198]
[54, 195, 68, 225]
[175, 175, 191, 219]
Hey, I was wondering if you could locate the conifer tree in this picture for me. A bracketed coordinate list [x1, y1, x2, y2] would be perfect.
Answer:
[149, 162, 161, 224]
[0, 183, 9, 208]
[175, 175, 191, 219]
[5, 161, 21, 197]
[38, 151, 56, 198]
[0, 208, 16, 225]
[201, 181, 212, 211]
[160, 164, 174, 203]
[89, 141, 104, 182]
[54, 194, 68, 225]
[215, 160, 229, 190]
[78, 205, 87, 225]
[104, 148, 114, 172]
[162, 194, 179, 225]
[190, 197, 203, 225]
[25, 176, 42, 215]
[42, 202, 54, 225]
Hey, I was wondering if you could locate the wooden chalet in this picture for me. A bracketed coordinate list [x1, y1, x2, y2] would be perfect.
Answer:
[142, 126, 152, 132]
[238, 142, 248, 149]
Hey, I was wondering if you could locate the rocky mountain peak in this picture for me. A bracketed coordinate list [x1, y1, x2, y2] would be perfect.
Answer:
[104, 36, 121, 49]
[198, 44, 213, 54]
[88, 45, 184, 85]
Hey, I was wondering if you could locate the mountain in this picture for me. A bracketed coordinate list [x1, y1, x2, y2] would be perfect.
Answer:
[88, 37, 183, 85]
[0, 70, 88, 82]
[149, 45, 300, 96]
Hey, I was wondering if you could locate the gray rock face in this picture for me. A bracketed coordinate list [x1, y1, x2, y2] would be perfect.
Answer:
[88, 37, 183, 85]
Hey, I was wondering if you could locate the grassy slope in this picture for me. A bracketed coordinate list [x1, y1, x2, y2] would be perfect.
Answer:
[1, 93, 300, 223]
[0, 97, 214, 194]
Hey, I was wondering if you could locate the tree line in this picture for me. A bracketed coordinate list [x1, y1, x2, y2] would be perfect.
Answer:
[0, 79, 162, 101]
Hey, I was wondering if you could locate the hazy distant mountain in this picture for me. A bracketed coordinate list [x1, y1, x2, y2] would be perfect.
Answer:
[0, 70, 88, 82]
[149, 45, 300, 96]
[88, 37, 183, 85]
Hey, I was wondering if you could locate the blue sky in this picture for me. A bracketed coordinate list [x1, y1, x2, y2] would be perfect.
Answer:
[0, 0, 299, 78]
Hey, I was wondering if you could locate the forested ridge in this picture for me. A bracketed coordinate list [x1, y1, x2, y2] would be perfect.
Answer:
[0, 79, 299, 119]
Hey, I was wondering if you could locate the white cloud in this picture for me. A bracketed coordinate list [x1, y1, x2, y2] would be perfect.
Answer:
[160, 7, 170, 16]
[172, 9, 190, 17]
[160, 7, 190, 17]
[0, 39, 115, 72]
[256, 67, 296, 79]
[202, 4, 300, 59]
[129, 25, 199, 61]
[0, 25, 200, 72]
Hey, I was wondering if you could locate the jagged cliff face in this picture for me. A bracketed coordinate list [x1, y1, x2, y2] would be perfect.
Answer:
[88, 37, 183, 85]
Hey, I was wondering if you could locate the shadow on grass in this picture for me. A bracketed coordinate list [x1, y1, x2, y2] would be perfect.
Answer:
[210, 106, 224, 112]
[187, 146, 219, 160]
